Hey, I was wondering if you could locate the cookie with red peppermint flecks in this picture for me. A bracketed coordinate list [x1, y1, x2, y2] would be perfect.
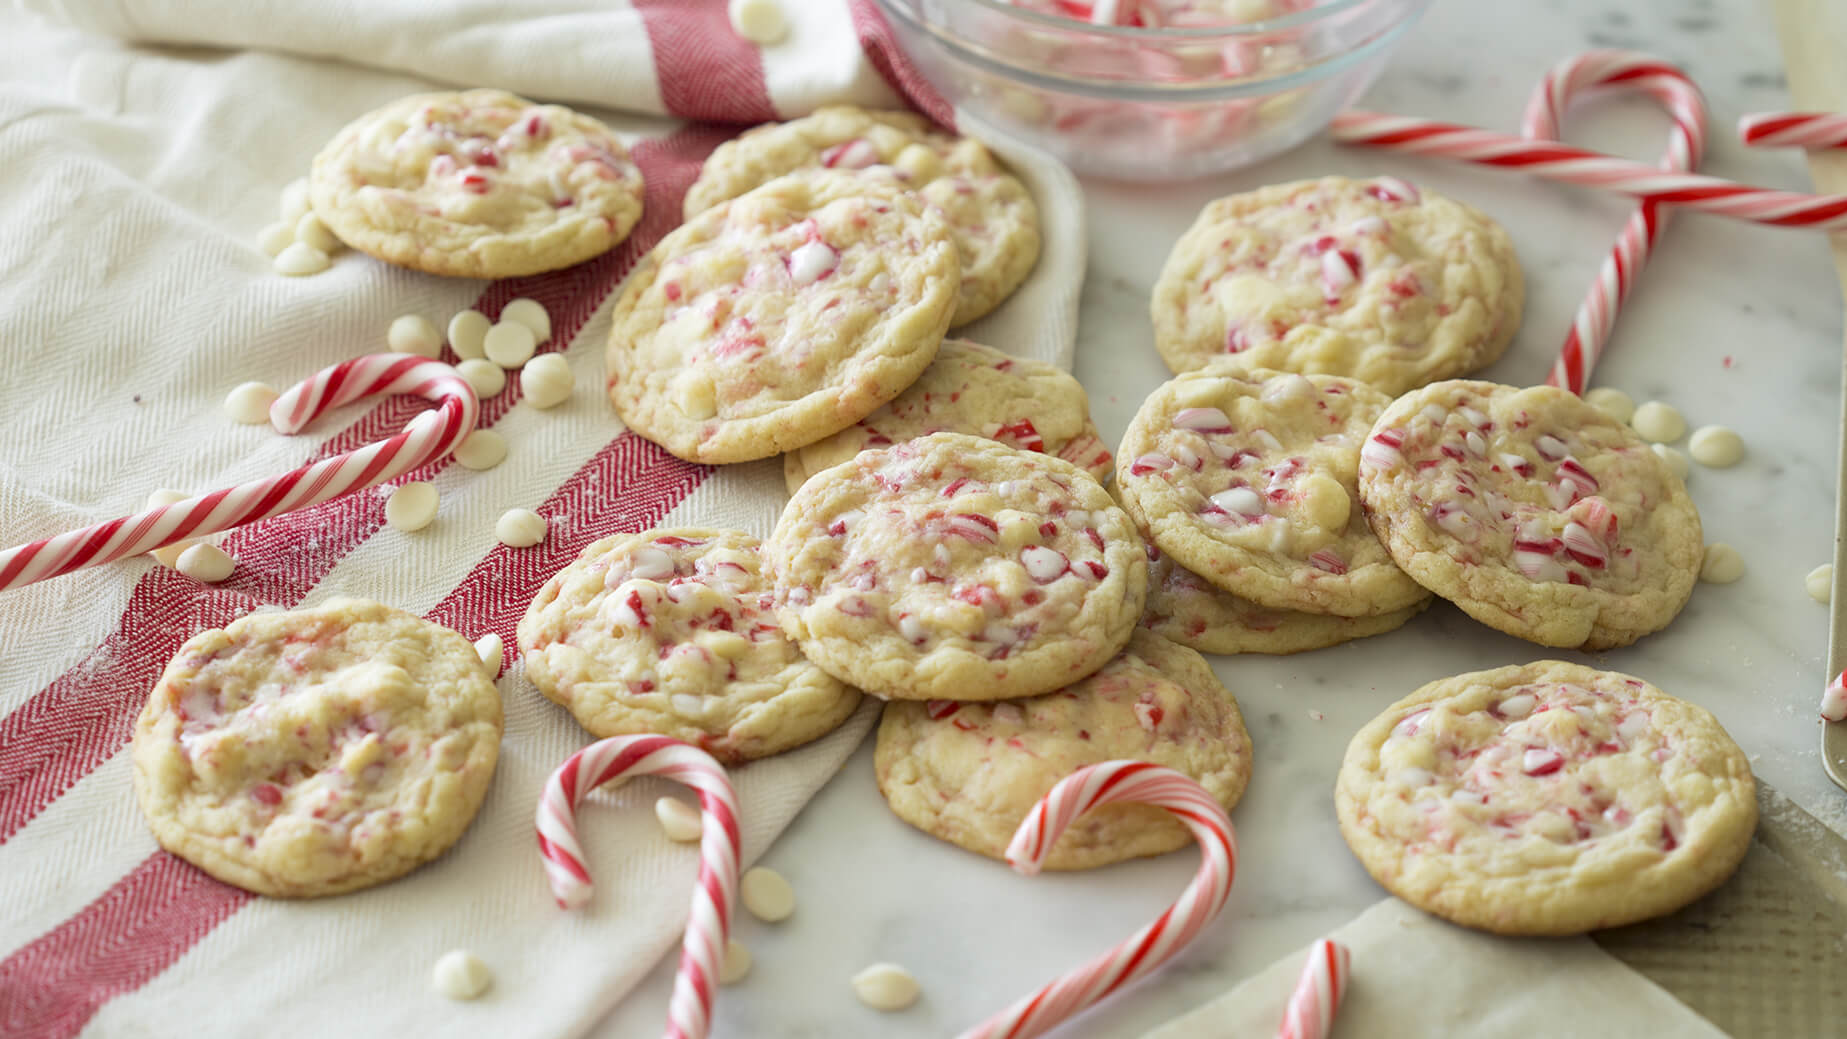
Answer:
[1116, 365, 1428, 617]
[1335, 661, 1756, 936]
[1150, 176, 1522, 395]
[1142, 543, 1426, 655]
[517, 528, 861, 762]
[607, 169, 958, 464]
[783, 338, 1111, 495]
[684, 106, 1040, 326]
[765, 432, 1147, 702]
[1356, 380, 1701, 650]
[131, 598, 502, 898]
[876, 630, 1250, 869]
[310, 89, 644, 278]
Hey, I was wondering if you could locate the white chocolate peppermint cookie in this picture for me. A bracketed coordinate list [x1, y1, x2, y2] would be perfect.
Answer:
[875, 631, 1250, 869]
[1335, 661, 1756, 936]
[782, 339, 1111, 494]
[1142, 544, 1425, 655]
[684, 106, 1039, 326]
[1116, 366, 1427, 617]
[1151, 177, 1523, 395]
[1357, 380, 1702, 650]
[607, 170, 958, 464]
[765, 432, 1147, 701]
[130, 599, 502, 898]
[517, 528, 860, 763]
[309, 90, 643, 278]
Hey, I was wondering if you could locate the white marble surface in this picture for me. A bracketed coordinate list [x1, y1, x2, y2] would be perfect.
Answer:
[605, 0, 1844, 1034]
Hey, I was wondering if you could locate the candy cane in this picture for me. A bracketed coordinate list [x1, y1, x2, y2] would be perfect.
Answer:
[535, 735, 741, 1039]
[1275, 938, 1351, 1039]
[1520, 51, 1708, 393]
[1740, 111, 1847, 150]
[1330, 114, 1847, 230]
[0, 354, 477, 592]
[957, 761, 1237, 1039]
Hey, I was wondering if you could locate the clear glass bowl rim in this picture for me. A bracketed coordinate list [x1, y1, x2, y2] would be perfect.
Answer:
[873, 0, 1430, 103]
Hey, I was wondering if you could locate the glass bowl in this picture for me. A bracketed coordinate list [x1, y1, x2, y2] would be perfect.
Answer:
[871, 0, 1434, 181]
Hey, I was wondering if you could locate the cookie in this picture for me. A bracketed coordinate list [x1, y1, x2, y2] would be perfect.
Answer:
[1115, 366, 1427, 617]
[1356, 380, 1702, 649]
[684, 106, 1039, 326]
[606, 170, 958, 464]
[876, 631, 1251, 869]
[765, 431, 1147, 701]
[1150, 176, 1522, 395]
[1335, 661, 1756, 936]
[130, 599, 502, 898]
[517, 528, 861, 762]
[309, 89, 644, 278]
[781, 338, 1111, 494]
[1142, 544, 1425, 655]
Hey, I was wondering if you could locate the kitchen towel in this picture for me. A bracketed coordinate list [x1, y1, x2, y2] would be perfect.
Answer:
[0, 2, 1085, 1036]
[1141, 898, 1729, 1039]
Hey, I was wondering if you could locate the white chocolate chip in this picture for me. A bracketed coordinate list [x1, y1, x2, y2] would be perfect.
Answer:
[851, 963, 920, 1012]
[520, 354, 574, 408]
[729, 0, 788, 45]
[431, 950, 492, 1001]
[893, 143, 941, 182]
[1808, 564, 1833, 604]
[224, 381, 278, 425]
[384, 481, 439, 532]
[294, 212, 341, 254]
[257, 221, 295, 257]
[1020, 545, 1066, 581]
[1687, 425, 1744, 468]
[673, 371, 718, 420]
[278, 177, 311, 225]
[495, 508, 547, 548]
[474, 633, 504, 674]
[499, 298, 552, 342]
[272, 242, 329, 276]
[1584, 387, 1635, 424]
[176, 542, 236, 583]
[484, 321, 537, 369]
[1210, 487, 1265, 517]
[1650, 443, 1689, 480]
[1699, 543, 1744, 584]
[448, 310, 491, 360]
[721, 939, 752, 985]
[147, 488, 188, 509]
[1630, 400, 1686, 443]
[387, 314, 443, 358]
[740, 866, 795, 923]
[457, 358, 507, 400]
[455, 430, 508, 471]
[787, 240, 839, 286]
[655, 796, 704, 843]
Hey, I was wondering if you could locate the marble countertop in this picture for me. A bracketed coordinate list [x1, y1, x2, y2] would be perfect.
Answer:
[607, 0, 1844, 1034]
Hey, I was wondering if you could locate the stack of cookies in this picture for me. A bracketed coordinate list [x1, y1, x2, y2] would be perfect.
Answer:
[1137, 175, 1703, 653]
[605, 106, 1044, 466]
[766, 431, 1251, 868]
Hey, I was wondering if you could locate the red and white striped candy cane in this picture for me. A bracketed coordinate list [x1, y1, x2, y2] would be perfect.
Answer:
[0, 354, 477, 592]
[957, 761, 1237, 1039]
[535, 735, 741, 1039]
[1521, 51, 1708, 394]
[1331, 114, 1847, 230]
[1275, 938, 1351, 1039]
[1740, 111, 1847, 150]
